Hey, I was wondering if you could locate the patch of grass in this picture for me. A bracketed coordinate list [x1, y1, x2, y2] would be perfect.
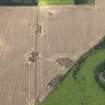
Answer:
[39, 49, 105, 105]
[38, 0, 95, 5]
[38, 0, 75, 5]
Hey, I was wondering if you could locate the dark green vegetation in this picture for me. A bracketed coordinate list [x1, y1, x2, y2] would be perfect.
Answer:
[0, 0, 95, 5]
[75, 0, 95, 4]
[95, 61, 105, 90]
[0, 0, 37, 5]
[39, 36, 105, 105]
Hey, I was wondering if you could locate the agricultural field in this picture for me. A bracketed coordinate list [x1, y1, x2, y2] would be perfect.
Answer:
[38, 0, 94, 5]
[39, 38, 105, 105]
[0, 0, 95, 5]
[38, 0, 74, 5]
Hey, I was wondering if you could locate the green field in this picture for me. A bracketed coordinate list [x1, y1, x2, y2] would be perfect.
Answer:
[39, 48, 105, 105]
[38, 0, 94, 5]
[38, 0, 75, 5]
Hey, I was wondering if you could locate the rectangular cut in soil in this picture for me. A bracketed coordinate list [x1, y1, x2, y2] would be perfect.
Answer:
[56, 57, 73, 68]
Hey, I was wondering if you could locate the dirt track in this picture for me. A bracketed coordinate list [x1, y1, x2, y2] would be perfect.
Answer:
[0, 0, 105, 105]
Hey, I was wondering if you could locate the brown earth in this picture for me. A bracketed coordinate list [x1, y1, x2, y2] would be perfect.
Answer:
[0, 0, 105, 104]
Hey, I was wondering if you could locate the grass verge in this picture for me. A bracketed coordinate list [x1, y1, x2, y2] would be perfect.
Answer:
[39, 36, 105, 105]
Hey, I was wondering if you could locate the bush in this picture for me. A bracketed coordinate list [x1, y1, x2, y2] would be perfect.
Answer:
[75, 0, 95, 4]
[94, 60, 105, 90]
[0, 0, 36, 5]
[71, 36, 105, 80]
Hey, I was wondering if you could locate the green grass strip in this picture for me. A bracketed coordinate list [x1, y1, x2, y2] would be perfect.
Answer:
[38, 0, 74, 5]
[39, 49, 105, 105]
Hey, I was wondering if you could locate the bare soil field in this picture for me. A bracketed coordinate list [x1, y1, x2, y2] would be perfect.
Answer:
[0, 0, 105, 105]
[38, 4, 105, 94]
[0, 7, 37, 105]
